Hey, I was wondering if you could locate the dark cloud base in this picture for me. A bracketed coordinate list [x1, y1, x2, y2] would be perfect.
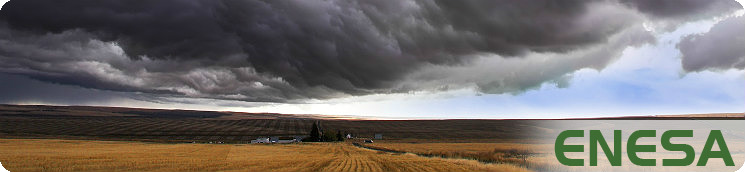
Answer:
[0, 73, 129, 104]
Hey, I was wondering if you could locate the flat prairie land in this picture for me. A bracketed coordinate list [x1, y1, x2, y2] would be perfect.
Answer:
[0, 139, 531, 172]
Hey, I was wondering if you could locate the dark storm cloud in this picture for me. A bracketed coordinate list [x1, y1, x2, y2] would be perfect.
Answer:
[0, 0, 243, 60]
[0, 73, 129, 104]
[679, 16, 745, 71]
[0, 0, 741, 102]
[620, 0, 742, 19]
[0, 24, 314, 102]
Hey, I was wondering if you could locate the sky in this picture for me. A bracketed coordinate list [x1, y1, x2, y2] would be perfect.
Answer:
[0, 0, 743, 119]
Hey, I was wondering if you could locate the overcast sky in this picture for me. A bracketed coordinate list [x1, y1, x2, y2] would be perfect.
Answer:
[0, 0, 743, 119]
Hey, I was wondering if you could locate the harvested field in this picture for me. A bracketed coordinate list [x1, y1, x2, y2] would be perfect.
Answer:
[0, 139, 531, 172]
[362, 142, 552, 170]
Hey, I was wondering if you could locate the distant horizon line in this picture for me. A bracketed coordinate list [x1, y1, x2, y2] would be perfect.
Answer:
[2, 103, 742, 120]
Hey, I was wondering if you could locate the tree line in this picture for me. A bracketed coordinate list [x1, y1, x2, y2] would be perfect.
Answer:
[302, 121, 345, 142]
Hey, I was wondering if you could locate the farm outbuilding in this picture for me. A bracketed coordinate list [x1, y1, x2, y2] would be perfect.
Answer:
[250, 137, 270, 143]
[271, 136, 299, 143]
[251, 136, 306, 144]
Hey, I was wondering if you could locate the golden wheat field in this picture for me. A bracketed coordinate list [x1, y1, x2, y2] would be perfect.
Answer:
[367, 142, 550, 154]
[0, 139, 531, 172]
[364, 142, 556, 171]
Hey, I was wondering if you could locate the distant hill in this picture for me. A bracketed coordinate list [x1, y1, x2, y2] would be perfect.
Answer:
[0, 104, 741, 143]
[655, 113, 745, 118]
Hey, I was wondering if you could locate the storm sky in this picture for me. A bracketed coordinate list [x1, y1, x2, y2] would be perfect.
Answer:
[0, 0, 743, 118]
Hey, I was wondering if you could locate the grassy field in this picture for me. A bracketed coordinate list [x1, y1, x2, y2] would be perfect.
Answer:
[0, 139, 531, 172]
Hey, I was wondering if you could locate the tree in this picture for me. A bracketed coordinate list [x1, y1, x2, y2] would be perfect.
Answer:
[308, 122, 321, 142]
[321, 132, 335, 142]
[336, 130, 344, 142]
